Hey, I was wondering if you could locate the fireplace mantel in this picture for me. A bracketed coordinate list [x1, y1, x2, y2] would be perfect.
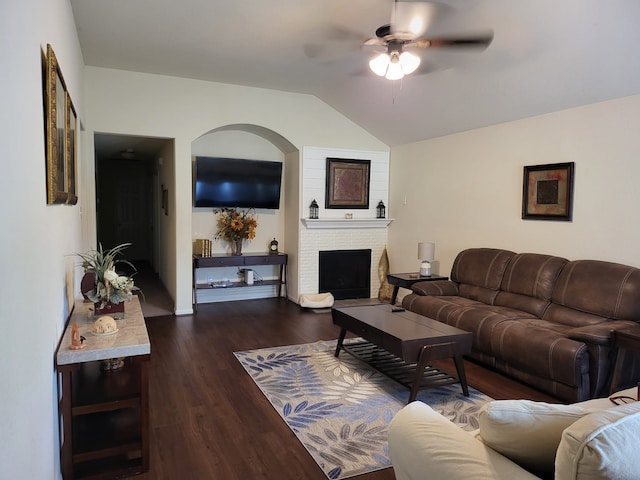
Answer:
[301, 218, 394, 229]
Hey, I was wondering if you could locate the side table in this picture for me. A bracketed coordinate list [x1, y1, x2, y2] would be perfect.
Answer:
[387, 273, 448, 305]
[610, 328, 640, 394]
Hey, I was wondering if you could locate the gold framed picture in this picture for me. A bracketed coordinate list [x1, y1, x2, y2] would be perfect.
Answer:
[65, 91, 78, 205]
[45, 44, 77, 205]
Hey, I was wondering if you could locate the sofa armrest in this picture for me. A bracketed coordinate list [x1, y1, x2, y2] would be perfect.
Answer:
[411, 280, 459, 296]
[556, 403, 640, 479]
[388, 402, 541, 480]
[567, 320, 639, 346]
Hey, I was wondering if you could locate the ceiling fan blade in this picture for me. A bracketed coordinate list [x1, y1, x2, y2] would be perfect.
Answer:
[408, 32, 494, 50]
[304, 41, 365, 61]
[305, 24, 372, 60]
[363, 37, 386, 47]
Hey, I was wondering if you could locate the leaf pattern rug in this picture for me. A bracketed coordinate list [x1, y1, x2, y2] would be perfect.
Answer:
[234, 339, 493, 479]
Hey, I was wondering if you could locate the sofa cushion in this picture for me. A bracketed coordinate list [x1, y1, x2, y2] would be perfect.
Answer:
[490, 320, 589, 388]
[446, 308, 527, 357]
[478, 400, 599, 477]
[543, 303, 613, 329]
[494, 253, 568, 317]
[500, 253, 568, 300]
[551, 260, 640, 321]
[451, 248, 515, 303]
[555, 402, 640, 480]
[402, 293, 485, 321]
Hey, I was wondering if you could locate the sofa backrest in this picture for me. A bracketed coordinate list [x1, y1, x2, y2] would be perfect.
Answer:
[494, 253, 568, 317]
[546, 259, 640, 326]
[451, 248, 515, 304]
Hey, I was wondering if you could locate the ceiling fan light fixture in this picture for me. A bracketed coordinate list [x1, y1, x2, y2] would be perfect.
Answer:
[369, 53, 391, 76]
[385, 61, 404, 80]
[399, 51, 420, 75]
[369, 48, 420, 80]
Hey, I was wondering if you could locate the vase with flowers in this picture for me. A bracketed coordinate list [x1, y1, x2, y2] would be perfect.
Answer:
[76, 243, 142, 318]
[214, 208, 258, 255]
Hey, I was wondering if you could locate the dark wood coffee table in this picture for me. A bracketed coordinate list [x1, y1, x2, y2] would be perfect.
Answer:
[332, 304, 471, 403]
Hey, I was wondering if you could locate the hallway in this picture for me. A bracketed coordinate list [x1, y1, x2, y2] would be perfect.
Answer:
[131, 261, 174, 317]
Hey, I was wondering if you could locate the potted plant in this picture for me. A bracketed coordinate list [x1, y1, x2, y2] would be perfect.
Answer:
[76, 243, 142, 317]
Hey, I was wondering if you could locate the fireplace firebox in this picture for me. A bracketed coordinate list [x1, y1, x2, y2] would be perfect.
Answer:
[319, 249, 371, 300]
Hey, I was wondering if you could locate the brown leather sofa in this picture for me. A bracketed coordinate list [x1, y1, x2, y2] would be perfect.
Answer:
[402, 248, 640, 402]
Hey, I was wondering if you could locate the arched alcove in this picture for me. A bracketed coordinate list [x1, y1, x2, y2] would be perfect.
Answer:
[206, 123, 298, 154]
[191, 124, 300, 303]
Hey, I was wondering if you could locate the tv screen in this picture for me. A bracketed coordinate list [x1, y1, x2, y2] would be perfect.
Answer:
[194, 156, 283, 209]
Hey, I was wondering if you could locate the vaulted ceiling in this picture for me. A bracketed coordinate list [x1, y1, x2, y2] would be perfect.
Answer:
[71, 0, 640, 147]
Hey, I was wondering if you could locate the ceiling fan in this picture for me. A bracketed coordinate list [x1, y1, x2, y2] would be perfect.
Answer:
[363, 1, 493, 80]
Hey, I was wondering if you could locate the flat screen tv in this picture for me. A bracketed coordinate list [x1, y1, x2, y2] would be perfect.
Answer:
[194, 156, 283, 209]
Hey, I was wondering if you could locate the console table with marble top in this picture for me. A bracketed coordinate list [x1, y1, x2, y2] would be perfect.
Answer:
[55, 296, 150, 480]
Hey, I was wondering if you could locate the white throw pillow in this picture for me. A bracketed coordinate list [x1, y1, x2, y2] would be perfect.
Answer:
[478, 400, 599, 476]
[555, 402, 640, 480]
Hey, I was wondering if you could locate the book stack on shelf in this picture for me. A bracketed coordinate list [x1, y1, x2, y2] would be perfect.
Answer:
[194, 238, 212, 257]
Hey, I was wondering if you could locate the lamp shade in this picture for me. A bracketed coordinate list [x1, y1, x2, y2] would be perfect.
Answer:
[417, 242, 435, 261]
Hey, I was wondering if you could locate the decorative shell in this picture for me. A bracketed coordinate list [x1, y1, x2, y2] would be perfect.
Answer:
[93, 315, 117, 334]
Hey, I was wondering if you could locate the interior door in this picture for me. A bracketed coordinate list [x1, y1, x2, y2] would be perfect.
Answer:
[116, 174, 151, 261]
[97, 158, 153, 263]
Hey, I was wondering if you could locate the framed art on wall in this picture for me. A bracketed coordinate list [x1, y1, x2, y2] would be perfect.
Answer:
[325, 158, 371, 209]
[522, 162, 575, 221]
[45, 44, 77, 205]
[65, 92, 78, 205]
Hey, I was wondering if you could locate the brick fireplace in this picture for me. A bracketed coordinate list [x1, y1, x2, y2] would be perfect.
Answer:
[297, 225, 388, 300]
[293, 146, 391, 302]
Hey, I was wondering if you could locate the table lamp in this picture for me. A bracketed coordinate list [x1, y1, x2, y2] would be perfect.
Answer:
[418, 242, 435, 276]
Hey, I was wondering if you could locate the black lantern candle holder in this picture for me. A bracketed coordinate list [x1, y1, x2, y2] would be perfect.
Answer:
[376, 201, 386, 219]
[309, 199, 319, 219]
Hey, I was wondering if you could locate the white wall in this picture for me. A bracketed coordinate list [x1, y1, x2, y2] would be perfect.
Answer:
[388, 95, 640, 291]
[83, 67, 388, 313]
[0, 0, 84, 478]
[156, 140, 177, 304]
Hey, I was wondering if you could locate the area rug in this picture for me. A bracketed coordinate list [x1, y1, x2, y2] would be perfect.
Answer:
[234, 339, 493, 479]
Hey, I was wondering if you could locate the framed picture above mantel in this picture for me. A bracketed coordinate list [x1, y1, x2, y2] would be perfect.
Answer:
[325, 158, 371, 209]
[522, 162, 574, 221]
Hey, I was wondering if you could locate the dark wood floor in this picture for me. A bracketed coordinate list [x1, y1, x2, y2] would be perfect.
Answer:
[144, 298, 559, 480]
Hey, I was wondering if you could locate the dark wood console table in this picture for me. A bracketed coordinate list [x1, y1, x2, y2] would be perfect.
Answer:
[192, 252, 288, 310]
[55, 296, 150, 480]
